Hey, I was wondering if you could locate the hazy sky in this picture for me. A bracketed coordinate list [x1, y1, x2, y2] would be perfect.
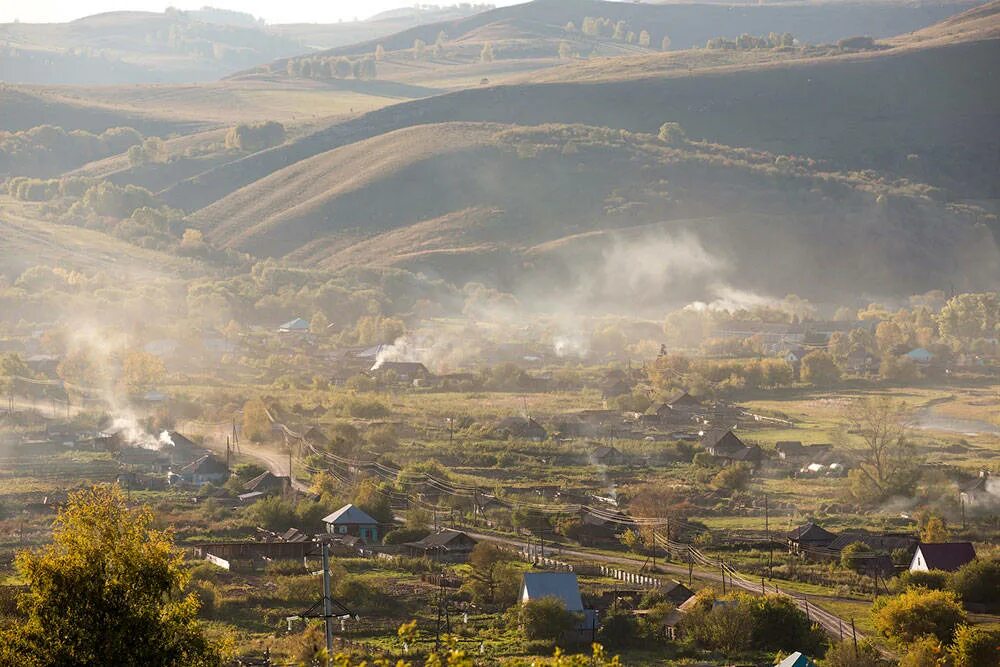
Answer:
[0, 2, 524, 25]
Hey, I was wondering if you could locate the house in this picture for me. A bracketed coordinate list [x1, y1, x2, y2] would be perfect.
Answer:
[175, 454, 229, 485]
[519, 572, 596, 636]
[702, 430, 762, 467]
[663, 594, 708, 639]
[590, 446, 626, 466]
[278, 317, 310, 334]
[775, 441, 805, 460]
[369, 360, 431, 382]
[116, 446, 171, 473]
[910, 543, 977, 572]
[961, 471, 998, 509]
[666, 391, 701, 409]
[403, 529, 478, 561]
[777, 652, 817, 667]
[905, 348, 934, 364]
[496, 416, 547, 441]
[785, 347, 808, 366]
[786, 522, 837, 555]
[601, 379, 633, 400]
[243, 471, 290, 497]
[660, 580, 695, 606]
[322, 504, 380, 543]
[844, 349, 879, 374]
[825, 531, 918, 563]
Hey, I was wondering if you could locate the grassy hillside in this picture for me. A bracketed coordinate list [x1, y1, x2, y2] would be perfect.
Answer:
[191, 122, 999, 303]
[310, 0, 982, 58]
[0, 85, 203, 134]
[161, 9, 1000, 214]
[0, 9, 305, 84]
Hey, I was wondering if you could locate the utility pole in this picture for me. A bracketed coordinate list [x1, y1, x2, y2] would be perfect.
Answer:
[226, 437, 231, 471]
[765, 494, 773, 578]
[322, 543, 334, 660]
[851, 618, 858, 656]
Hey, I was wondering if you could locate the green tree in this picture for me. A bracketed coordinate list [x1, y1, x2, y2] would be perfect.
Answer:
[520, 597, 578, 641]
[949, 558, 1000, 612]
[801, 350, 841, 385]
[0, 485, 222, 666]
[840, 541, 874, 573]
[468, 543, 517, 605]
[251, 496, 296, 531]
[353, 480, 393, 524]
[872, 588, 966, 645]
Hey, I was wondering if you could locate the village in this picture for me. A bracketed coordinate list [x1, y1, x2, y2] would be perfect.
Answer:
[1, 293, 998, 665]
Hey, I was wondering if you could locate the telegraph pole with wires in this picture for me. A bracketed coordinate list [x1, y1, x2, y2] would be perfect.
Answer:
[289, 542, 355, 665]
[435, 578, 452, 649]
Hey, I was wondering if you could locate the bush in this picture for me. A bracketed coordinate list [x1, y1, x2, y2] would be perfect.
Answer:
[949, 558, 1000, 612]
[224, 121, 286, 151]
[746, 594, 826, 654]
[251, 496, 297, 531]
[872, 589, 967, 645]
[520, 597, 579, 641]
[950, 624, 1000, 667]
[597, 610, 638, 648]
[822, 639, 885, 667]
[382, 527, 430, 545]
[894, 569, 949, 592]
[712, 464, 752, 492]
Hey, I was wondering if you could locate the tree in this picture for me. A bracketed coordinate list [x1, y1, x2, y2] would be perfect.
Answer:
[899, 635, 949, 667]
[800, 350, 841, 385]
[374, 43, 385, 60]
[872, 588, 966, 645]
[122, 350, 166, 391]
[558, 41, 573, 59]
[0, 486, 222, 666]
[937, 293, 1000, 342]
[612, 21, 627, 41]
[251, 496, 296, 531]
[468, 543, 517, 604]
[480, 41, 494, 63]
[638, 30, 651, 47]
[842, 397, 921, 503]
[564, 21, 576, 33]
[0, 352, 30, 394]
[745, 594, 826, 654]
[413, 38, 426, 59]
[434, 30, 447, 58]
[920, 515, 950, 543]
[520, 597, 578, 641]
[353, 480, 393, 524]
[661, 35, 671, 50]
[712, 464, 751, 492]
[657, 121, 686, 145]
[241, 397, 271, 442]
[310, 311, 329, 335]
[840, 541, 874, 573]
[949, 558, 1000, 612]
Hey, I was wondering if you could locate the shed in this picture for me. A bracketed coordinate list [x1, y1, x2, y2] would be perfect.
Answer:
[520, 572, 584, 611]
[404, 529, 478, 561]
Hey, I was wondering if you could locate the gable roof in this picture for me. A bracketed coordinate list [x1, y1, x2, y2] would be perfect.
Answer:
[778, 652, 817, 667]
[179, 454, 228, 476]
[914, 543, 977, 571]
[702, 429, 745, 454]
[279, 317, 310, 331]
[591, 446, 622, 460]
[409, 529, 477, 549]
[776, 441, 805, 454]
[370, 360, 430, 375]
[322, 503, 378, 526]
[244, 471, 289, 493]
[666, 391, 700, 407]
[787, 522, 837, 543]
[828, 531, 917, 552]
[520, 572, 583, 611]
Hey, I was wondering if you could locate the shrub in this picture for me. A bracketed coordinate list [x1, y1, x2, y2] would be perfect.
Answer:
[746, 594, 826, 654]
[224, 121, 285, 152]
[949, 558, 1000, 612]
[520, 597, 579, 641]
[597, 610, 638, 648]
[872, 588, 966, 645]
[382, 527, 430, 545]
[251, 496, 297, 531]
[822, 639, 885, 667]
[894, 569, 949, 592]
[712, 464, 752, 492]
[949, 624, 1000, 667]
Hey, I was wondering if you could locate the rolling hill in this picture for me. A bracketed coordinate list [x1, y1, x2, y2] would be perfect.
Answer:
[189, 121, 999, 304]
[161, 2, 1000, 215]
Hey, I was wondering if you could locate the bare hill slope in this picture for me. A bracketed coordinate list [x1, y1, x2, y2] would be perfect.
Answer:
[191, 122, 999, 303]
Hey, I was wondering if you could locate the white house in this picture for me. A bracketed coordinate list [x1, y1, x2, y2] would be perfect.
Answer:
[278, 317, 310, 334]
[909, 542, 976, 572]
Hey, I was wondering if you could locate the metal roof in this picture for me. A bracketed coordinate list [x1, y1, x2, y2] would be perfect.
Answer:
[520, 572, 584, 611]
[322, 504, 378, 526]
